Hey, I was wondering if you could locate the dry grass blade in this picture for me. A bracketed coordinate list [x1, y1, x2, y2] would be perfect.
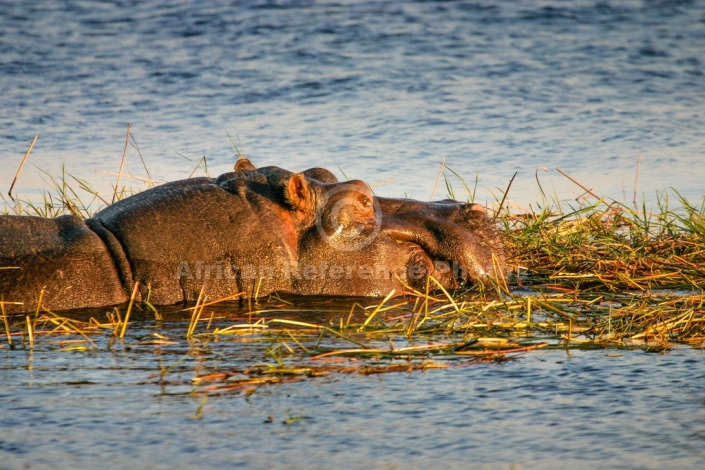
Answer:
[112, 123, 131, 204]
[359, 289, 397, 331]
[26, 315, 34, 349]
[429, 157, 445, 201]
[8, 135, 38, 202]
[187, 286, 207, 338]
[119, 281, 140, 339]
[1, 302, 12, 346]
[268, 318, 369, 348]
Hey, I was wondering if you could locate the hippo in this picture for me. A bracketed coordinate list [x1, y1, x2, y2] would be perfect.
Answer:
[0, 159, 505, 313]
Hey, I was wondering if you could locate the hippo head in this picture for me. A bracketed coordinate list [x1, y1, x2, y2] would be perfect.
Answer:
[229, 159, 506, 296]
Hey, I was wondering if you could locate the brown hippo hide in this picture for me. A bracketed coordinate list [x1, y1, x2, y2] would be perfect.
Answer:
[0, 214, 129, 311]
[90, 169, 312, 304]
[0, 160, 505, 313]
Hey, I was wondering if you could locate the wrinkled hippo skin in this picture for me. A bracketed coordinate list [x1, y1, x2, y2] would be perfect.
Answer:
[0, 215, 130, 311]
[0, 159, 505, 313]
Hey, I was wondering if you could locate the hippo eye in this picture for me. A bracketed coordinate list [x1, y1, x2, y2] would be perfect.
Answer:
[358, 195, 370, 208]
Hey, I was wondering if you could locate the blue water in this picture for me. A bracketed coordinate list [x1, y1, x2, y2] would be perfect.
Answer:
[2, 342, 705, 469]
[1, 313, 704, 469]
[1, 0, 704, 207]
[2, 1, 705, 468]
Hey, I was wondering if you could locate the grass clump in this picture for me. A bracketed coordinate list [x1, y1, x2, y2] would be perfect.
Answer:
[495, 181, 705, 350]
[505, 192, 705, 293]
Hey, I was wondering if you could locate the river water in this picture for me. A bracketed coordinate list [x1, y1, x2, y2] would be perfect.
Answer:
[1, 0, 705, 207]
[1, 308, 705, 470]
[2, 1, 705, 468]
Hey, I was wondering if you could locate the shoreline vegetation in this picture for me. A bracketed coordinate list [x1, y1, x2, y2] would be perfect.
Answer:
[2, 133, 704, 395]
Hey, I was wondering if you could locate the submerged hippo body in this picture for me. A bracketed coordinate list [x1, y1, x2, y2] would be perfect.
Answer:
[0, 159, 505, 313]
[0, 215, 130, 311]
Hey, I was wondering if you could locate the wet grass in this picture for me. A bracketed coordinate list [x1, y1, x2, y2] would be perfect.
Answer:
[2, 141, 705, 396]
[501, 184, 705, 350]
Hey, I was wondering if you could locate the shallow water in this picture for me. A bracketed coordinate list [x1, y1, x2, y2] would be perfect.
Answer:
[1, 311, 704, 469]
[2, 1, 705, 468]
[1, 0, 705, 207]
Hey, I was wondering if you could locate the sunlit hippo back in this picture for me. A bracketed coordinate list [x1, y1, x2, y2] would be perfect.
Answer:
[0, 158, 505, 313]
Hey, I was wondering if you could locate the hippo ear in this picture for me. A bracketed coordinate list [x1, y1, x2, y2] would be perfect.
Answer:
[468, 203, 485, 214]
[284, 173, 313, 212]
[302, 167, 338, 184]
[235, 158, 256, 172]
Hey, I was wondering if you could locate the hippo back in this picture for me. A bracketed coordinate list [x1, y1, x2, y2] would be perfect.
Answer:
[90, 174, 302, 303]
[0, 214, 129, 312]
